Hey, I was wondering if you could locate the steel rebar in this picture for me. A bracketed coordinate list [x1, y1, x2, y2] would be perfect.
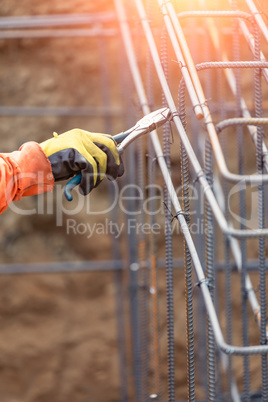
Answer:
[146, 0, 162, 396]
[231, 2, 251, 398]
[0, 12, 116, 28]
[179, 76, 196, 402]
[253, 19, 268, 400]
[133, 0, 268, 357]
[0, 28, 117, 38]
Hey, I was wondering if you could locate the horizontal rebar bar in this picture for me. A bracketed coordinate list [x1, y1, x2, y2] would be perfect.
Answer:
[0, 260, 124, 274]
[196, 61, 268, 69]
[0, 12, 116, 29]
[0, 106, 123, 117]
[0, 258, 266, 275]
[216, 117, 268, 132]
[177, 10, 253, 20]
[0, 28, 118, 39]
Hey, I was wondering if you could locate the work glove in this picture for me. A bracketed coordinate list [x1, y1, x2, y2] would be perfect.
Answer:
[40, 129, 124, 195]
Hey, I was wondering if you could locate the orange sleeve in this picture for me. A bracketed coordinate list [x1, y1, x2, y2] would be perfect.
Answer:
[0, 141, 54, 214]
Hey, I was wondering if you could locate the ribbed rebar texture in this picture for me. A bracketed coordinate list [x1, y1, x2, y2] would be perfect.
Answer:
[254, 20, 268, 400]
[179, 77, 196, 401]
[161, 25, 175, 402]
[203, 27, 215, 401]
[196, 60, 268, 69]
[216, 117, 268, 132]
[177, 10, 252, 20]
[203, 26, 217, 401]
[231, 1, 251, 398]
[146, 0, 161, 397]
[204, 137, 216, 402]
[215, 6, 225, 393]
[137, 135, 150, 402]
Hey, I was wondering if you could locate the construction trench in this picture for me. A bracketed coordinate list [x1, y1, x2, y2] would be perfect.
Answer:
[1, 0, 268, 401]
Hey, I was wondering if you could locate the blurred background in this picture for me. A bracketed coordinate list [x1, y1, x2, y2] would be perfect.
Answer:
[1, 0, 268, 401]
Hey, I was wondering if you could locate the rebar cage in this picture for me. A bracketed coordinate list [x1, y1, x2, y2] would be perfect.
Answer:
[1, 0, 268, 401]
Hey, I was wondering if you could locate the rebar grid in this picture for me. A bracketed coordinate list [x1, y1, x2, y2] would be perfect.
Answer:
[1, 0, 268, 401]
[118, 0, 268, 399]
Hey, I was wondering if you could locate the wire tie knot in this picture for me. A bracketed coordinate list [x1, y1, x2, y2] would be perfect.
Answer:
[173, 60, 187, 69]
[193, 169, 205, 185]
[194, 277, 210, 289]
[170, 110, 180, 120]
[193, 98, 211, 115]
[163, 202, 190, 224]
[205, 171, 214, 185]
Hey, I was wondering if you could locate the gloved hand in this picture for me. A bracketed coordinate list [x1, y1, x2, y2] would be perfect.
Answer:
[40, 129, 124, 195]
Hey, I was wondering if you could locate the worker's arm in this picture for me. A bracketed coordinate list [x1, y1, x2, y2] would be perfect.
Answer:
[0, 141, 54, 214]
[0, 129, 124, 213]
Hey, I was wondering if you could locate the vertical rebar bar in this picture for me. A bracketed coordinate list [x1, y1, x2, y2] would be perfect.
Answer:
[161, 25, 175, 402]
[214, 8, 225, 397]
[187, 3, 208, 394]
[98, 31, 112, 134]
[137, 114, 150, 402]
[134, 6, 150, 399]
[254, 19, 268, 400]
[179, 77, 196, 401]
[110, 36, 129, 402]
[204, 136, 216, 402]
[118, 3, 142, 396]
[231, 2, 251, 399]
[146, 0, 161, 398]
[110, 182, 129, 402]
[137, 138, 150, 402]
[225, 234, 234, 398]
[202, 23, 216, 402]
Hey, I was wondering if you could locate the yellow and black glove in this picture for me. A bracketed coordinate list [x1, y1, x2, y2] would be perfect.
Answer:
[40, 129, 124, 195]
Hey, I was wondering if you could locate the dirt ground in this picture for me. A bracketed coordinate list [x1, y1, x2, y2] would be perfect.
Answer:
[0, 0, 268, 401]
